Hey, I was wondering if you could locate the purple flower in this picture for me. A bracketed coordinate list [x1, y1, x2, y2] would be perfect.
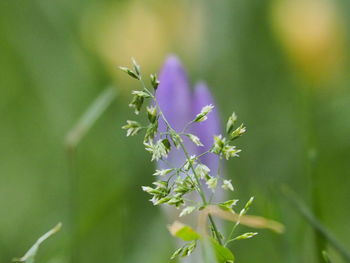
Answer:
[192, 82, 221, 173]
[156, 55, 221, 178]
[156, 56, 224, 263]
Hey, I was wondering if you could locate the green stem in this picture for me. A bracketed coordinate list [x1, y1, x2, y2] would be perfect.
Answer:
[175, 149, 211, 172]
[181, 120, 195, 133]
[225, 221, 240, 246]
[225, 208, 246, 246]
[303, 85, 326, 261]
[175, 125, 223, 245]
[196, 149, 212, 160]
[66, 148, 79, 263]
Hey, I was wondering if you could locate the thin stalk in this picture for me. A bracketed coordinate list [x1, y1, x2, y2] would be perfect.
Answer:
[225, 221, 240, 246]
[66, 148, 79, 263]
[196, 149, 212, 160]
[65, 86, 118, 150]
[283, 186, 350, 262]
[303, 85, 326, 261]
[178, 141, 222, 245]
[225, 206, 246, 246]
[181, 120, 195, 133]
[176, 149, 211, 172]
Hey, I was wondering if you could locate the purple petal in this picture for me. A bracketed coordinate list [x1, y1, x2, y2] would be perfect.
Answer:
[156, 55, 192, 132]
[156, 55, 194, 169]
[191, 82, 221, 173]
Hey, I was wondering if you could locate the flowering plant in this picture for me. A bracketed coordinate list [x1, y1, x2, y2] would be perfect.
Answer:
[121, 56, 283, 262]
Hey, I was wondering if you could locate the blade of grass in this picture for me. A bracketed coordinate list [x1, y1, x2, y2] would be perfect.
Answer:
[64, 86, 118, 263]
[65, 86, 118, 151]
[282, 186, 350, 262]
[13, 223, 62, 263]
[198, 205, 284, 236]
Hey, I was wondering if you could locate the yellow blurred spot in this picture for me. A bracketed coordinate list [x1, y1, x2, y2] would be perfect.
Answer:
[271, 0, 345, 85]
[81, 0, 205, 88]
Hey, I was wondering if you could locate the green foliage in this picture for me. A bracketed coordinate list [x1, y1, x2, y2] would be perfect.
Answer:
[168, 221, 200, 242]
[211, 238, 235, 263]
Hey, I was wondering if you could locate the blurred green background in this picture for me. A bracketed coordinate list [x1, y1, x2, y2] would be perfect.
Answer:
[1, 0, 350, 262]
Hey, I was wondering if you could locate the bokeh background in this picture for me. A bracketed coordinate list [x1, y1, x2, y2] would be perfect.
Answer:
[1, 0, 350, 262]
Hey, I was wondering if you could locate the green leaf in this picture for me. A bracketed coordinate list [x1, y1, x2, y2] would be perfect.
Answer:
[174, 226, 200, 241]
[201, 239, 219, 263]
[211, 238, 235, 263]
[168, 221, 200, 241]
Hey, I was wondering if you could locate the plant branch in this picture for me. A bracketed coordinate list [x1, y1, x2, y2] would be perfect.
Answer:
[139, 78, 223, 245]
